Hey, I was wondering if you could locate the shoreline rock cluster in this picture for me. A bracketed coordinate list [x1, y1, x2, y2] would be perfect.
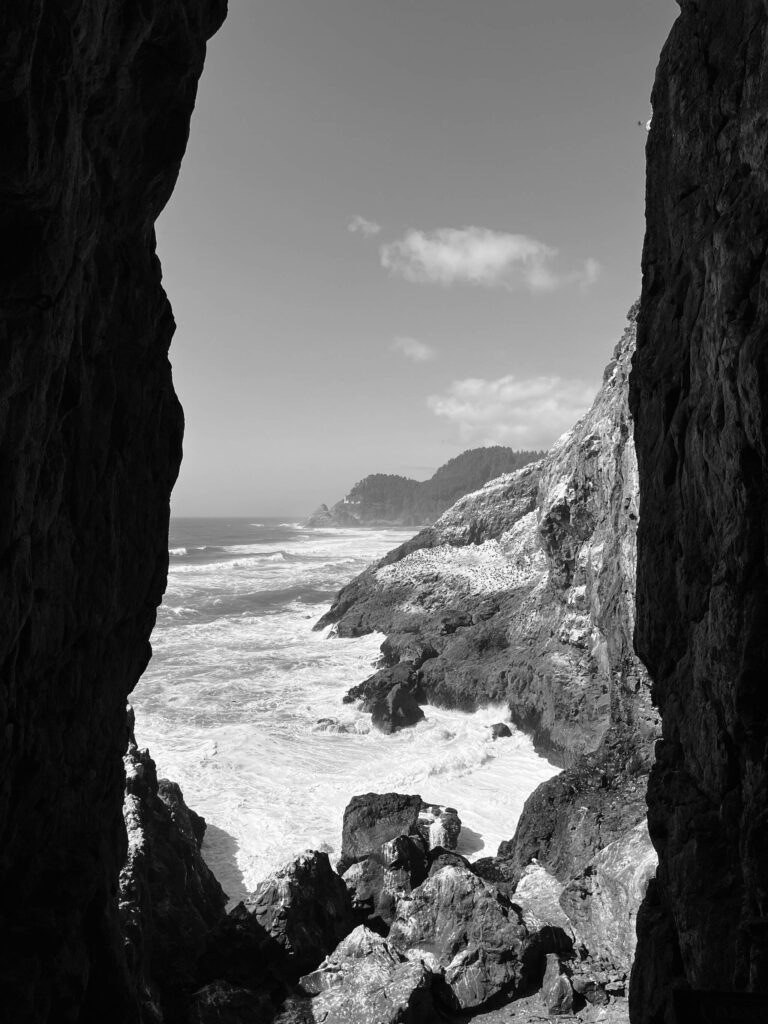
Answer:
[124, 772, 643, 1022]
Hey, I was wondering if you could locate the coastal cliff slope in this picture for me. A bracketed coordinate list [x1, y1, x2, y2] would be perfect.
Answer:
[0, 3, 226, 1021]
[631, 2, 768, 1017]
[318, 305, 657, 773]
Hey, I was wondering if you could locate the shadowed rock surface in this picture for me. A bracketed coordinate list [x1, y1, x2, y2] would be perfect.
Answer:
[120, 708, 228, 1020]
[0, 2, 226, 1020]
[246, 850, 355, 977]
[631, 1, 768, 1017]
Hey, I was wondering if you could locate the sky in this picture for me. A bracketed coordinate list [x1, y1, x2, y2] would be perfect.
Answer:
[158, 0, 678, 517]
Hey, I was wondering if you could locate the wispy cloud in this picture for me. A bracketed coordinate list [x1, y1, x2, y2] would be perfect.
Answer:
[348, 214, 381, 238]
[380, 226, 600, 293]
[391, 335, 436, 363]
[426, 374, 596, 447]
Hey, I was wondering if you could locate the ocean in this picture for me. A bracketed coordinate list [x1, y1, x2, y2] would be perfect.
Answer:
[131, 517, 558, 903]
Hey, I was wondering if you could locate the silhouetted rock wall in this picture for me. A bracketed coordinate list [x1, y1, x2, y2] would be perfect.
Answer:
[630, 2, 768, 1018]
[0, 3, 226, 1020]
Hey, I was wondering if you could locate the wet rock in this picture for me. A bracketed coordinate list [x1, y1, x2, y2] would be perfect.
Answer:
[299, 925, 436, 1023]
[370, 682, 426, 734]
[338, 793, 423, 874]
[490, 722, 512, 739]
[247, 851, 354, 976]
[630, 1, 768, 1012]
[0, 1, 226, 1016]
[388, 864, 528, 1010]
[345, 662, 425, 707]
[541, 954, 574, 1015]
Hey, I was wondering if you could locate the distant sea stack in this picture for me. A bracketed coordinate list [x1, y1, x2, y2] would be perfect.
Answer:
[307, 447, 542, 528]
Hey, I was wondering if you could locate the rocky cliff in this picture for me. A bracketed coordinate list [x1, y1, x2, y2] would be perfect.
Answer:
[631, 2, 768, 1018]
[318, 306, 659, 996]
[0, 3, 226, 1021]
[319, 305, 657, 769]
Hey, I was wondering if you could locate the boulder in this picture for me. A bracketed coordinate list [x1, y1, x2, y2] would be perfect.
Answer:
[338, 793, 423, 874]
[342, 834, 428, 929]
[370, 683, 425, 734]
[344, 662, 425, 707]
[541, 954, 574, 1016]
[427, 848, 470, 876]
[299, 926, 436, 1024]
[490, 722, 512, 739]
[559, 819, 656, 976]
[247, 851, 354, 975]
[417, 805, 462, 851]
[388, 864, 528, 1010]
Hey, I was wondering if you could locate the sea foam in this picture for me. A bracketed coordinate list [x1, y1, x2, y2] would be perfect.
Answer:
[132, 520, 557, 904]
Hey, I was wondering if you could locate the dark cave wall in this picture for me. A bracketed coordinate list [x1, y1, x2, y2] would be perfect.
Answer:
[0, 3, 226, 1021]
[630, 1, 768, 1019]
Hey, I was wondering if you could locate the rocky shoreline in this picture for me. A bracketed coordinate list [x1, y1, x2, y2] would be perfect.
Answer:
[122, 753, 641, 1022]
[121, 305, 660, 1021]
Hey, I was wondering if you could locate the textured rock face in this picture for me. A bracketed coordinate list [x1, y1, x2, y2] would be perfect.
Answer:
[338, 793, 423, 874]
[560, 820, 656, 978]
[388, 864, 529, 1010]
[247, 850, 355, 976]
[319, 309, 655, 769]
[0, 3, 226, 1020]
[630, 2, 768, 1016]
[298, 926, 436, 1024]
[120, 709, 228, 1020]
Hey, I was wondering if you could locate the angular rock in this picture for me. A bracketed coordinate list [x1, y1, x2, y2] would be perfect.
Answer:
[541, 954, 574, 1016]
[195, 901, 287, 1001]
[512, 863, 573, 938]
[247, 851, 354, 976]
[417, 805, 462, 851]
[342, 834, 428, 929]
[120, 708, 228, 1019]
[338, 793, 423, 874]
[370, 682, 426, 734]
[299, 926, 436, 1024]
[345, 662, 425, 707]
[559, 819, 656, 976]
[388, 864, 528, 1010]
[490, 722, 512, 739]
[428, 848, 470, 876]
[0, 2, 226, 1017]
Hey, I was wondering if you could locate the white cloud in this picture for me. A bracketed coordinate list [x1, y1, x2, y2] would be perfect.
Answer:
[427, 374, 597, 447]
[348, 215, 381, 237]
[390, 335, 436, 363]
[380, 226, 600, 293]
